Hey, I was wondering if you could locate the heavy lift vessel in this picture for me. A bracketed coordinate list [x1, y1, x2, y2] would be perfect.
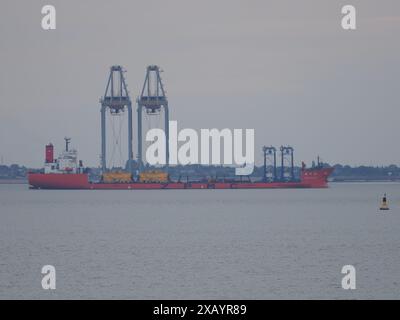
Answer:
[28, 65, 333, 190]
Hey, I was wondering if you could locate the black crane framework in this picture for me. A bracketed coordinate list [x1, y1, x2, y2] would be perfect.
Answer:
[137, 65, 169, 169]
[263, 146, 277, 182]
[100, 66, 133, 173]
[263, 146, 296, 182]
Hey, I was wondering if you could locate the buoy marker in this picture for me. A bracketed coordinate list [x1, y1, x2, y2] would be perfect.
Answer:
[380, 193, 389, 211]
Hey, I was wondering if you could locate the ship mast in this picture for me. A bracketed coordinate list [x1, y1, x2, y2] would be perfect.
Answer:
[64, 137, 71, 152]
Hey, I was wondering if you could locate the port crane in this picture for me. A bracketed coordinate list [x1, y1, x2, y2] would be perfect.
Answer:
[137, 65, 169, 170]
[280, 146, 295, 181]
[100, 65, 133, 173]
[263, 146, 277, 182]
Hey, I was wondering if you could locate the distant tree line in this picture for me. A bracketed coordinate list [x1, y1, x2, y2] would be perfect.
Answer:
[330, 164, 400, 181]
[1, 163, 400, 182]
[0, 165, 27, 179]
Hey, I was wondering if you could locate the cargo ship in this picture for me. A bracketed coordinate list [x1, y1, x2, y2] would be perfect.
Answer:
[28, 65, 333, 190]
[28, 139, 333, 190]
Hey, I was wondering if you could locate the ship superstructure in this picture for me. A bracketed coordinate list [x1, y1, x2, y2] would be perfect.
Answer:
[43, 138, 84, 174]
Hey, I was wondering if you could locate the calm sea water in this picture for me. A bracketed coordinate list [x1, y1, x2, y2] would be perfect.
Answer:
[0, 183, 400, 299]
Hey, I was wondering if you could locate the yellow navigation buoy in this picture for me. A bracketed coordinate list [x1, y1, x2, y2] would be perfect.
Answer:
[380, 193, 389, 211]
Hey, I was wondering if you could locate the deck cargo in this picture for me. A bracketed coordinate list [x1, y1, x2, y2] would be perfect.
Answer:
[102, 172, 132, 183]
[139, 171, 169, 183]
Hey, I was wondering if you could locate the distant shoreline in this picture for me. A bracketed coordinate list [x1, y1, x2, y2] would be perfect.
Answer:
[1, 178, 400, 185]
[331, 179, 400, 183]
[0, 179, 28, 184]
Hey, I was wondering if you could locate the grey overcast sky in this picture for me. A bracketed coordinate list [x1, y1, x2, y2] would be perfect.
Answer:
[0, 0, 399, 167]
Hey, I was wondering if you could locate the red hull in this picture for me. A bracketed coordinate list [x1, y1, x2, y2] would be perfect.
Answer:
[28, 168, 333, 190]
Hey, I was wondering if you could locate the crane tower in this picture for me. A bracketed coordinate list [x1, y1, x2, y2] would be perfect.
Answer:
[100, 65, 133, 173]
[137, 65, 169, 170]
